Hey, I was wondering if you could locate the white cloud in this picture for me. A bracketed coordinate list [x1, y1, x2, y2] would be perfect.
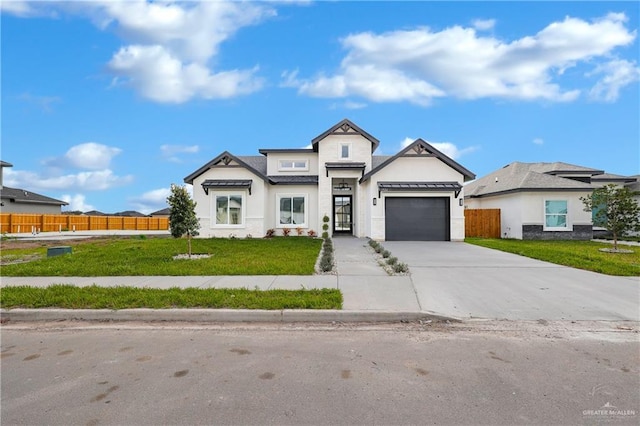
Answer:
[160, 144, 200, 163]
[17, 92, 61, 112]
[61, 194, 95, 212]
[533, 138, 544, 145]
[287, 13, 636, 105]
[128, 187, 172, 214]
[400, 137, 477, 160]
[7, 1, 275, 103]
[588, 59, 640, 102]
[329, 100, 367, 110]
[473, 19, 496, 31]
[46, 142, 122, 170]
[4, 168, 133, 192]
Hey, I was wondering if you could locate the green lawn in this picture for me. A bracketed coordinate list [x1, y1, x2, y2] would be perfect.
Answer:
[0, 237, 322, 276]
[0, 285, 342, 310]
[465, 238, 640, 276]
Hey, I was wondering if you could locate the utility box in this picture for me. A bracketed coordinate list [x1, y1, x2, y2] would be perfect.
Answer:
[47, 246, 72, 258]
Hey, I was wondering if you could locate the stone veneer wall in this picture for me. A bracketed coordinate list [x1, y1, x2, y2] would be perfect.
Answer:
[522, 224, 592, 240]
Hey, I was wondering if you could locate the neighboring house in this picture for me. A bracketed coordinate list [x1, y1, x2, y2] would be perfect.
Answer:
[149, 207, 171, 217]
[113, 210, 146, 217]
[185, 119, 475, 241]
[464, 161, 638, 240]
[84, 210, 106, 216]
[0, 161, 68, 214]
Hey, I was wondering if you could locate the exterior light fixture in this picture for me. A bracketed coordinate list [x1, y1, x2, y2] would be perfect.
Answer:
[373, 198, 377, 206]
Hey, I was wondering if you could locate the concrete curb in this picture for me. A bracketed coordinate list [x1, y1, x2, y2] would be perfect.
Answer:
[0, 308, 459, 323]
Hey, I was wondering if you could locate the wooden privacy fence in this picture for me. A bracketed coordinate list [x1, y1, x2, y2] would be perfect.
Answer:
[0, 214, 169, 234]
[464, 208, 501, 238]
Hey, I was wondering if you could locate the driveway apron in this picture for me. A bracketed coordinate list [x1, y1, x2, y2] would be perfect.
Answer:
[384, 241, 639, 321]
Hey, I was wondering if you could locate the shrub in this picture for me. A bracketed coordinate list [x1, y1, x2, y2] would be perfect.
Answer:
[386, 256, 398, 265]
[320, 256, 333, 272]
[265, 229, 275, 238]
[322, 223, 329, 231]
[322, 231, 329, 239]
[296, 227, 304, 236]
[374, 245, 383, 253]
[245, 234, 253, 239]
[368, 239, 379, 248]
[382, 249, 391, 258]
[282, 228, 291, 237]
[323, 215, 330, 223]
[307, 230, 317, 237]
[393, 262, 409, 273]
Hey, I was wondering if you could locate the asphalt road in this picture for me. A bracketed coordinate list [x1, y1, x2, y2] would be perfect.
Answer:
[1, 321, 638, 425]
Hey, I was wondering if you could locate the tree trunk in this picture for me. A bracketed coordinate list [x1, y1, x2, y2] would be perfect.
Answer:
[188, 232, 192, 258]
[613, 230, 618, 251]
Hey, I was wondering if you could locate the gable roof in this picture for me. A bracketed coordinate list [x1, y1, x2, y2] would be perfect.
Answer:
[0, 186, 68, 206]
[184, 151, 268, 184]
[311, 119, 380, 153]
[149, 207, 171, 216]
[465, 162, 594, 198]
[361, 138, 475, 183]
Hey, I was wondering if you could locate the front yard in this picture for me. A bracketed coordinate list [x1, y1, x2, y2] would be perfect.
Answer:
[0, 236, 323, 276]
[465, 238, 640, 276]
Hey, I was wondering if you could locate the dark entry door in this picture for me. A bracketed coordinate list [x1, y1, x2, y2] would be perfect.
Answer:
[385, 197, 450, 241]
[333, 195, 352, 234]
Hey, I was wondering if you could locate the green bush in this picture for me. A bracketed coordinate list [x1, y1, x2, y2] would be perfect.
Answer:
[322, 231, 329, 239]
[374, 245, 383, 253]
[382, 249, 391, 258]
[323, 215, 330, 223]
[386, 256, 398, 265]
[368, 239, 379, 248]
[393, 262, 409, 273]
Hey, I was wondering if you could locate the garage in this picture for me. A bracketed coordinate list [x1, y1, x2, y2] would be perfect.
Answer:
[385, 197, 450, 241]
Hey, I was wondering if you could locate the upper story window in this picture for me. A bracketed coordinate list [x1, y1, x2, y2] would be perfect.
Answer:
[339, 143, 351, 160]
[278, 159, 308, 171]
[544, 200, 569, 230]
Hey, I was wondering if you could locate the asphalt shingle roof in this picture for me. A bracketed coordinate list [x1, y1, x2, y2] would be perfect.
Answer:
[0, 186, 68, 206]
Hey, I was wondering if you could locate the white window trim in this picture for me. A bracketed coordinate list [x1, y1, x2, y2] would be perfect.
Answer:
[278, 159, 309, 172]
[276, 193, 308, 228]
[543, 199, 570, 231]
[211, 192, 246, 228]
[338, 143, 352, 160]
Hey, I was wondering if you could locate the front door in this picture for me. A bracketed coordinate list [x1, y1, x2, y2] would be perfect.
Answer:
[333, 195, 352, 234]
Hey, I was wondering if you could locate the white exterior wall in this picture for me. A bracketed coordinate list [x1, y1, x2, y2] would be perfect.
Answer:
[191, 167, 267, 238]
[465, 193, 524, 239]
[266, 153, 319, 176]
[266, 184, 319, 236]
[317, 134, 373, 237]
[465, 191, 592, 239]
[367, 157, 466, 241]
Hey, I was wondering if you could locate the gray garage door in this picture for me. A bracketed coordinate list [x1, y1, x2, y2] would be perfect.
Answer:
[385, 197, 450, 241]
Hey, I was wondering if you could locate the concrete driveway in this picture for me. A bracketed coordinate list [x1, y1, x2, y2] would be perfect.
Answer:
[383, 241, 639, 321]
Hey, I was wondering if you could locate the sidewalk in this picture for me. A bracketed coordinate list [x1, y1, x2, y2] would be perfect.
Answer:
[1, 237, 444, 323]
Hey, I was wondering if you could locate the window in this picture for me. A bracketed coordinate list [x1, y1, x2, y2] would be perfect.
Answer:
[277, 195, 306, 227]
[339, 143, 351, 159]
[544, 200, 568, 229]
[279, 159, 308, 171]
[215, 194, 243, 225]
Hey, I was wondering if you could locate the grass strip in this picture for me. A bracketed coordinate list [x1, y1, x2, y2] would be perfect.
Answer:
[465, 238, 639, 276]
[0, 285, 343, 310]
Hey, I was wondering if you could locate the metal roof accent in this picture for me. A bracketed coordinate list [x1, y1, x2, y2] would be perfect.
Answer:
[258, 149, 314, 155]
[361, 139, 475, 183]
[1, 161, 13, 168]
[201, 179, 253, 195]
[377, 181, 463, 198]
[268, 175, 319, 185]
[325, 162, 366, 177]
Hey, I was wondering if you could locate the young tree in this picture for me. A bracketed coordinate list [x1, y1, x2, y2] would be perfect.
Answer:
[167, 184, 200, 257]
[581, 184, 640, 250]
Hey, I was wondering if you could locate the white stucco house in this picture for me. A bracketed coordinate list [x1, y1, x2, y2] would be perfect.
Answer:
[464, 161, 638, 240]
[185, 119, 476, 241]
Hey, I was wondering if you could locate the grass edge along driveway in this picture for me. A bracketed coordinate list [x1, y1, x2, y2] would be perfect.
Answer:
[0, 237, 322, 276]
[465, 238, 639, 276]
[0, 285, 343, 310]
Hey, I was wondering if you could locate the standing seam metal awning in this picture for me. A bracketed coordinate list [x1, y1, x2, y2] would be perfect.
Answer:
[202, 179, 253, 195]
[377, 181, 462, 198]
[325, 162, 366, 177]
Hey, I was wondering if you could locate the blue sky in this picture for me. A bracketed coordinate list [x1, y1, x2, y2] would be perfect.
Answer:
[2, 1, 639, 214]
